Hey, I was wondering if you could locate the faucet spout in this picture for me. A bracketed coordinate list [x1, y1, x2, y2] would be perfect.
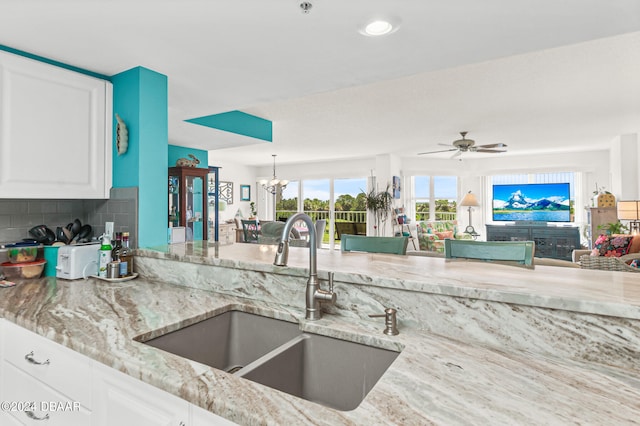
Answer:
[273, 213, 335, 320]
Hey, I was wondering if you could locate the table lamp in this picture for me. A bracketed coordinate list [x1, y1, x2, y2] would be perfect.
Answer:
[617, 200, 640, 235]
[460, 191, 480, 236]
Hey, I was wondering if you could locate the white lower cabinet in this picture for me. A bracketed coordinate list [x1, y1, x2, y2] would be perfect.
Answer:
[93, 363, 188, 426]
[94, 363, 237, 426]
[2, 362, 92, 425]
[0, 320, 238, 426]
[0, 410, 24, 425]
[1, 320, 93, 425]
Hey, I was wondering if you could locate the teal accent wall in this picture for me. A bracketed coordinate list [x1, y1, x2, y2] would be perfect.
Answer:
[111, 72, 141, 187]
[185, 110, 272, 142]
[0, 45, 110, 81]
[168, 145, 209, 169]
[112, 67, 168, 248]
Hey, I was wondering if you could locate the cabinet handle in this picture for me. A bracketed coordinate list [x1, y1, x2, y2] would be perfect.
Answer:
[25, 410, 50, 421]
[24, 351, 50, 366]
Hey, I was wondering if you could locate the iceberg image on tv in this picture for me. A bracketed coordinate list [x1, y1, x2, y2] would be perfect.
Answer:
[492, 183, 571, 222]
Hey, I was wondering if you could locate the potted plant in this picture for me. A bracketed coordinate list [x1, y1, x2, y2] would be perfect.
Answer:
[363, 183, 393, 236]
[249, 202, 257, 219]
[597, 221, 628, 235]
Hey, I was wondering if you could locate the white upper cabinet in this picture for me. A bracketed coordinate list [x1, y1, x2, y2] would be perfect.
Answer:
[0, 50, 112, 199]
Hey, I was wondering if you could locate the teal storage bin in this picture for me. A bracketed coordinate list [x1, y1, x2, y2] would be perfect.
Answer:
[43, 246, 60, 277]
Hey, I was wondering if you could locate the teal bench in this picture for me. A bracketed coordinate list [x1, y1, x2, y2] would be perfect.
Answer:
[341, 235, 409, 255]
[444, 239, 535, 268]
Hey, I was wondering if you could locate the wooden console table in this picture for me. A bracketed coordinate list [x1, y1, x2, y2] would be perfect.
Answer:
[486, 224, 580, 261]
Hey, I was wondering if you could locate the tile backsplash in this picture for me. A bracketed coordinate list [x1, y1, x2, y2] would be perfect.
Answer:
[0, 187, 138, 248]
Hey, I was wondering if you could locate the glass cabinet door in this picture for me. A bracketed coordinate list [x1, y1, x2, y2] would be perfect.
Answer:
[186, 175, 204, 240]
[168, 166, 209, 241]
[168, 175, 180, 228]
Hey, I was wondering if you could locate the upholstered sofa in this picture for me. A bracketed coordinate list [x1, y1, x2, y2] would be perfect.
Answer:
[415, 220, 472, 253]
[577, 233, 640, 272]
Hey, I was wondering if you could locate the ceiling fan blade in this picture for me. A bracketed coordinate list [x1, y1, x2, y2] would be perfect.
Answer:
[450, 150, 462, 159]
[475, 148, 507, 153]
[477, 143, 508, 149]
[417, 148, 457, 155]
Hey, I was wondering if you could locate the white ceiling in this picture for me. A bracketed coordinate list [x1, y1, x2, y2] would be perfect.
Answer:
[2, 0, 639, 167]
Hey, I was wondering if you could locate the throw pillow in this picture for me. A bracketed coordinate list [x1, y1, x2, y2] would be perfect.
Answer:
[628, 259, 640, 268]
[628, 236, 640, 254]
[591, 234, 634, 257]
[435, 230, 454, 240]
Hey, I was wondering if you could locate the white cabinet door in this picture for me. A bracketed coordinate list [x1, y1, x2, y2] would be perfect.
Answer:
[94, 363, 189, 426]
[2, 361, 92, 425]
[0, 50, 112, 199]
[0, 321, 93, 425]
[2, 320, 93, 409]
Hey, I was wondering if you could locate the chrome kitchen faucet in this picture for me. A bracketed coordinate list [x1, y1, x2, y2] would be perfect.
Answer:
[273, 213, 336, 320]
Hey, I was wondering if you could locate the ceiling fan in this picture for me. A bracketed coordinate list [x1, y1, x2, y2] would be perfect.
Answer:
[418, 132, 508, 158]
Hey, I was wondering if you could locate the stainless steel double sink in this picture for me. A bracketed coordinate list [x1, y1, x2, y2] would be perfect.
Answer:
[140, 310, 400, 411]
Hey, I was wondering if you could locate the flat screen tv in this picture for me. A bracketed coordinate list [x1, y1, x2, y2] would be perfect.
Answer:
[492, 183, 571, 222]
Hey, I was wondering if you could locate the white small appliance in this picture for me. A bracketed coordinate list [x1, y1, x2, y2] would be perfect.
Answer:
[56, 243, 100, 280]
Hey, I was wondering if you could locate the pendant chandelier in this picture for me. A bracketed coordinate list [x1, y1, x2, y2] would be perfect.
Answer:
[259, 154, 289, 195]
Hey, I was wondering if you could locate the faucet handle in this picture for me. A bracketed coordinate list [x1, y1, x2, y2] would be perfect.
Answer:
[328, 272, 334, 292]
[369, 308, 399, 336]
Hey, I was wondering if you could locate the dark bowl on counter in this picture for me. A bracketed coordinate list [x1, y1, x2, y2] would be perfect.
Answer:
[1, 259, 46, 279]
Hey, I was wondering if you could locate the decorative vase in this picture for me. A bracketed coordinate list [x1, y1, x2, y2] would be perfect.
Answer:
[597, 193, 616, 208]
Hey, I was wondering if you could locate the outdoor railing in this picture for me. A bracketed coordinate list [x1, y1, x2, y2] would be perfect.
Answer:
[415, 212, 457, 221]
[277, 210, 456, 223]
[276, 210, 367, 223]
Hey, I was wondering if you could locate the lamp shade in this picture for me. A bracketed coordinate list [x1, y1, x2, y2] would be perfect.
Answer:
[618, 200, 640, 220]
[460, 191, 480, 207]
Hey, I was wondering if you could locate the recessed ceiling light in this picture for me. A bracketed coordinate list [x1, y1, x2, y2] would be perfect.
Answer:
[364, 20, 393, 36]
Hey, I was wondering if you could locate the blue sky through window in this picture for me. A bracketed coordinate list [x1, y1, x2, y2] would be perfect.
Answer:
[281, 181, 298, 200]
[298, 178, 367, 201]
[303, 179, 330, 200]
[415, 176, 457, 199]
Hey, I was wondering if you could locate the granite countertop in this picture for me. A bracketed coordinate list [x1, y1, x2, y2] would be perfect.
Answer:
[140, 242, 640, 319]
[0, 249, 639, 424]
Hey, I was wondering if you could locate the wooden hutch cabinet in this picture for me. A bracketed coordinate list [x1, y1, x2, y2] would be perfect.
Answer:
[168, 167, 209, 241]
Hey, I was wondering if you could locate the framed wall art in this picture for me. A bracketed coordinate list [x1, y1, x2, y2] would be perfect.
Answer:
[219, 181, 233, 204]
[392, 175, 401, 199]
[240, 184, 251, 201]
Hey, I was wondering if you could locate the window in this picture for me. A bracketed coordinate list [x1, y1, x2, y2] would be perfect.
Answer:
[334, 178, 367, 224]
[302, 179, 330, 222]
[413, 176, 458, 221]
[275, 181, 299, 221]
[275, 177, 367, 248]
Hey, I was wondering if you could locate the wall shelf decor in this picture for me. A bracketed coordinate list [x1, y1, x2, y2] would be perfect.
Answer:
[219, 181, 233, 204]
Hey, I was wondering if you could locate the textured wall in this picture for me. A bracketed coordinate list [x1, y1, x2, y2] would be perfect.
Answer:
[0, 187, 138, 247]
